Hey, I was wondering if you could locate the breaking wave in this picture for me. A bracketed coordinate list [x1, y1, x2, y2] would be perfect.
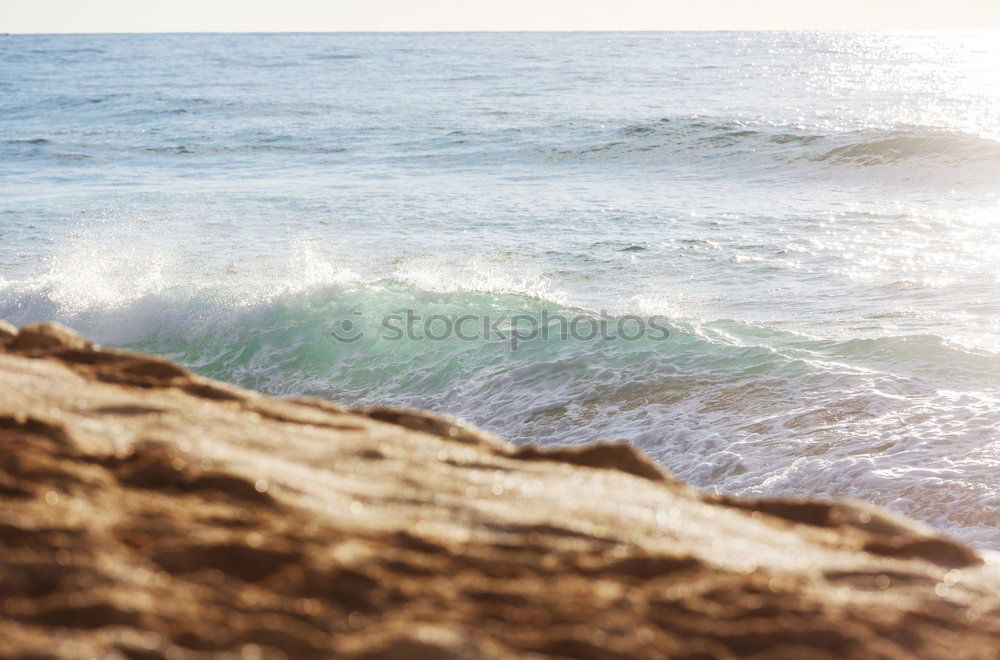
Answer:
[539, 117, 1000, 183]
[3, 271, 999, 549]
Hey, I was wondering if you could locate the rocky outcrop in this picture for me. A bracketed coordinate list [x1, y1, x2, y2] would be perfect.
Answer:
[0, 322, 997, 658]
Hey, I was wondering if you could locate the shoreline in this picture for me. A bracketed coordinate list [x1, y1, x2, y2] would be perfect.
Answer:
[1, 321, 998, 657]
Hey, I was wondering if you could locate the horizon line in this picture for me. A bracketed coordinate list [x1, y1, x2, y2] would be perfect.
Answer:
[5, 28, 999, 36]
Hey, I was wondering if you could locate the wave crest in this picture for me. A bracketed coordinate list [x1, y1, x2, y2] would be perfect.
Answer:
[543, 117, 1000, 182]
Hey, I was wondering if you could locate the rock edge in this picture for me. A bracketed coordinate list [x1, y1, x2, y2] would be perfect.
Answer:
[0, 322, 997, 658]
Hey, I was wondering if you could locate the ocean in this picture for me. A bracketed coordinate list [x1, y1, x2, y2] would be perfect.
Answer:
[1, 31, 998, 548]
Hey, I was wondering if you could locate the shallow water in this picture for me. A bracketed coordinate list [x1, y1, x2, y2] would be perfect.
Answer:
[1, 32, 998, 547]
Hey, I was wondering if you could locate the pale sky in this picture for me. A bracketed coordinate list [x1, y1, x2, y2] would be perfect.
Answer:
[3, 0, 1000, 33]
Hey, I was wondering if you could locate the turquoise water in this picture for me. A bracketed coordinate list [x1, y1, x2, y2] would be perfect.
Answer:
[1, 32, 998, 547]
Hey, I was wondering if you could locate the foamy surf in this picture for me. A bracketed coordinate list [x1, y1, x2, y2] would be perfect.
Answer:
[3, 265, 998, 548]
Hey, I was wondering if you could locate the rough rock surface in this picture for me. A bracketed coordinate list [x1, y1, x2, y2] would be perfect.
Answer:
[0, 322, 998, 659]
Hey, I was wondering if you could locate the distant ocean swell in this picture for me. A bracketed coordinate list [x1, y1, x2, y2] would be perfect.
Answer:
[551, 119, 1000, 161]
[6, 115, 1000, 184]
